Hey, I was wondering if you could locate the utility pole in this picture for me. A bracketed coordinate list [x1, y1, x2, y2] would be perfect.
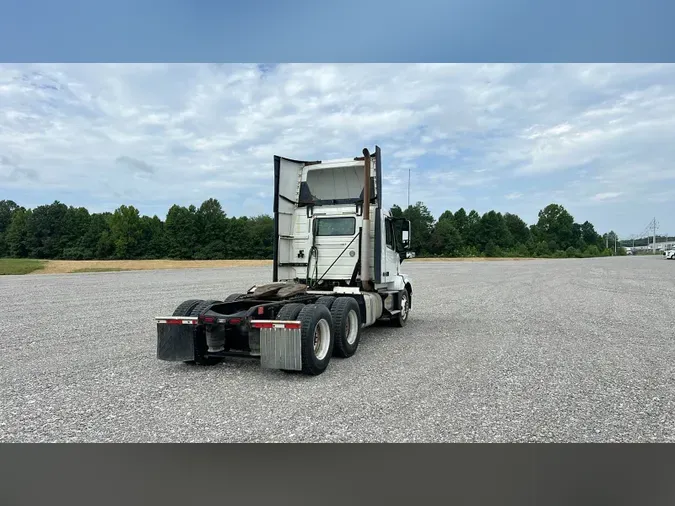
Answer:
[653, 217, 658, 254]
[407, 168, 411, 209]
[614, 234, 617, 254]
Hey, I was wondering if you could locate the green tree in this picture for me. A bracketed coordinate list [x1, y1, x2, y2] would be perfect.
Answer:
[464, 210, 481, 248]
[224, 216, 252, 259]
[165, 204, 198, 259]
[571, 222, 585, 250]
[138, 215, 167, 259]
[533, 203, 575, 250]
[477, 211, 512, 251]
[249, 215, 275, 259]
[197, 198, 227, 244]
[109, 205, 143, 259]
[0, 199, 20, 256]
[74, 212, 114, 259]
[402, 202, 435, 256]
[485, 240, 502, 257]
[437, 210, 454, 223]
[194, 198, 228, 259]
[25, 201, 69, 258]
[585, 244, 600, 257]
[503, 212, 531, 246]
[580, 221, 600, 247]
[59, 206, 92, 259]
[453, 208, 469, 244]
[430, 218, 462, 256]
[5, 207, 31, 258]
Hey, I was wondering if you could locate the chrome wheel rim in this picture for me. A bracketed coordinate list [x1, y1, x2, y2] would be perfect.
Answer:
[346, 309, 359, 345]
[400, 294, 409, 320]
[313, 319, 331, 360]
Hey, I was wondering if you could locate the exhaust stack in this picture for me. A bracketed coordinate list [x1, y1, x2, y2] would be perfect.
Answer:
[361, 148, 372, 289]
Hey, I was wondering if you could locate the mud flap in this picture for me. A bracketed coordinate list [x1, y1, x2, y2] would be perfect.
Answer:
[156, 322, 196, 362]
[254, 320, 303, 371]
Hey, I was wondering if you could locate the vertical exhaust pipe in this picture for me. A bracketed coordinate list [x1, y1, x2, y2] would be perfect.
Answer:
[361, 148, 372, 289]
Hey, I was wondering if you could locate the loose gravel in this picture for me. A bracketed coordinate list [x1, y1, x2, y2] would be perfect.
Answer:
[1, 256, 674, 442]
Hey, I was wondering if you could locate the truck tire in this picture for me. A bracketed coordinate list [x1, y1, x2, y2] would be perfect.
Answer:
[188, 299, 223, 366]
[172, 299, 201, 317]
[276, 302, 305, 321]
[298, 304, 334, 376]
[316, 296, 336, 309]
[391, 289, 410, 328]
[330, 296, 361, 358]
[224, 293, 244, 302]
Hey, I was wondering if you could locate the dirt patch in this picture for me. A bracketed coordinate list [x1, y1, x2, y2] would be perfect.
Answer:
[37, 259, 273, 274]
[31, 257, 543, 275]
[409, 257, 542, 262]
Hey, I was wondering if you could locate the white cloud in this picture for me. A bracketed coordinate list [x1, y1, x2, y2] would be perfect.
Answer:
[592, 192, 623, 201]
[0, 63, 674, 235]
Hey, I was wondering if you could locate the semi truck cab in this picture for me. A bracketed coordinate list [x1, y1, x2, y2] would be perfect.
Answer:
[154, 146, 414, 376]
[273, 146, 412, 293]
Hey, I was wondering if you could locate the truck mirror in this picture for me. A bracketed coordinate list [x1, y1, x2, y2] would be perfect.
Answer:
[391, 217, 411, 250]
[402, 220, 411, 249]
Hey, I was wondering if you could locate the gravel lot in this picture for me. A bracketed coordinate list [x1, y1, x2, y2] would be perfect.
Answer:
[1, 256, 674, 442]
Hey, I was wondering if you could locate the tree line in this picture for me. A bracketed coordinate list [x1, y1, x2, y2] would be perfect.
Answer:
[0, 198, 624, 261]
[391, 201, 624, 258]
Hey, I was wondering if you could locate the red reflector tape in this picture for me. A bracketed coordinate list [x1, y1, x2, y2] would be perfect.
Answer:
[156, 318, 198, 325]
[251, 321, 301, 330]
[203, 316, 215, 324]
[253, 322, 274, 329]
[229, 318, 242, 325]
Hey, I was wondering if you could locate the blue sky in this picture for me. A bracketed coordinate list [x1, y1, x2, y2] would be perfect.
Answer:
[2, 0, 674, 62]
[1, 2, 675, 239]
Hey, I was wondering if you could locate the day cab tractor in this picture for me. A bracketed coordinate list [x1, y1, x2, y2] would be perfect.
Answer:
[154, 146, 414, 376]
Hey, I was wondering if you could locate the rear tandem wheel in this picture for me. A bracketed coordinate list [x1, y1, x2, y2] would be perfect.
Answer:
[172, 299, 224, 366]
[297, 304, 334, 376]
[277, 303, 334, 376]
[330, 296, 361, 358]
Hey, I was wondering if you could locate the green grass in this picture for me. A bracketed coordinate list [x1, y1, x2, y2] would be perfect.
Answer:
[0, 258, 47, 275]
[71, 267, 125, 273]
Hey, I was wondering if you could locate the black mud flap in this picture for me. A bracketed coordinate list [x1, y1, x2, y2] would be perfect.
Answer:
[157, 323, 196, 362]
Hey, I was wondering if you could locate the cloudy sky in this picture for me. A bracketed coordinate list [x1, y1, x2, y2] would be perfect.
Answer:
[1, 63, 674, 237]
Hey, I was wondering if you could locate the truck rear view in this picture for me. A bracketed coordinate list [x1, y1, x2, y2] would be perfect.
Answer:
[154, 146, 414, 375]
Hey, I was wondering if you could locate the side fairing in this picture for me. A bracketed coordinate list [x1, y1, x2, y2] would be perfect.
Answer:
[273, 156, 315, 282]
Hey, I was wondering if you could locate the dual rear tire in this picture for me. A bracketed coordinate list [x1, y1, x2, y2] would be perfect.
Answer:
[275, 296, 362, 375]
[314, 295, 361, 357]
[172, 298, 223, 366]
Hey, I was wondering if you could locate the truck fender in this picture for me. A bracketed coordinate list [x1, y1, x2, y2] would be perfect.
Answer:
[400, 274, 413, 309]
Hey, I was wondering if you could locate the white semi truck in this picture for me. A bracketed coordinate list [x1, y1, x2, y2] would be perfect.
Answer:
[154, 146, 414, 375]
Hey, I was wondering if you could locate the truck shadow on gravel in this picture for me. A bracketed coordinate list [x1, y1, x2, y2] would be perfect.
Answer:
[166, 320, 410, 380]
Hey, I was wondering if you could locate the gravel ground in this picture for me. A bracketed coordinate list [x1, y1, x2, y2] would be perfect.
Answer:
[1, 256, 674, 442]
